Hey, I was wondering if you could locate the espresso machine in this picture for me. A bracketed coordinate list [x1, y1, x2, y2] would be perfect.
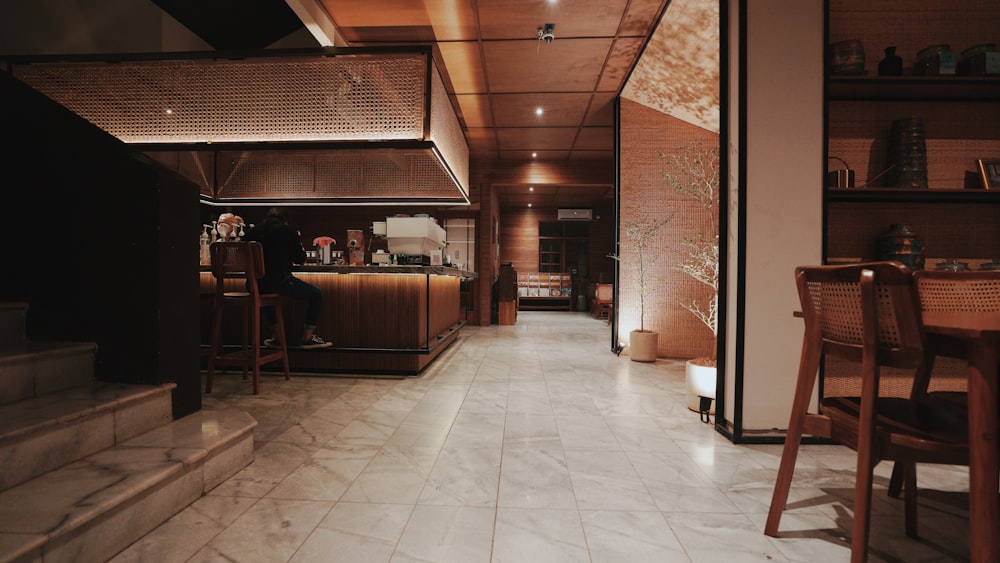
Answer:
[384, 216, 447, 265]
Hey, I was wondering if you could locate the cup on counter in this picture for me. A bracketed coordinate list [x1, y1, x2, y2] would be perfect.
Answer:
[934, 259, 969, 272]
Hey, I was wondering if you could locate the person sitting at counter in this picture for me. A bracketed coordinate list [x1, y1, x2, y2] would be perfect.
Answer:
[245, 208, 333, 350]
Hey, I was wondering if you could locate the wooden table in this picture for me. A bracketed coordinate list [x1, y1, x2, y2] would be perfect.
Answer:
[921, 312, 999, 563]
[924, 320, 1000, 563]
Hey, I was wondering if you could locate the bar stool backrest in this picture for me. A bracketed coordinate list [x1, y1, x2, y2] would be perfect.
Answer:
[210, 241, 266, 299]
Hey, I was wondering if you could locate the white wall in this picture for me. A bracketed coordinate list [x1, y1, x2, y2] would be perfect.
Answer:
[726, 0, 824, 432]
[723, 0, 741, 426]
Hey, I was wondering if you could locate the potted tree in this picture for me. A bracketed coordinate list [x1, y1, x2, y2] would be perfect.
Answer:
[616, 215, 672, 362]
[662, 143, 720, 411]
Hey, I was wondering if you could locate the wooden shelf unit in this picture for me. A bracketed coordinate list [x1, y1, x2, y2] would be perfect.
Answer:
[825, 2, 1000, 265]
[828, 76, 1000, 101]
[822, 1, 1000, 447]
[826, 187, 1000, 203]
[516, 272, 573, 311]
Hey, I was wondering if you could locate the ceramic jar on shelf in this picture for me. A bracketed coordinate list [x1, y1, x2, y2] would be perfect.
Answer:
[830, 40, 866, 76]
[914, 44, 956, 76]
[885, 118, 928, 189]
[878, 223, 926, 270]
[958, 43, 999, 76]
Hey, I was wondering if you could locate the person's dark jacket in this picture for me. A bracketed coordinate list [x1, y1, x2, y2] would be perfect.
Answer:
[245, 218, 306, 289]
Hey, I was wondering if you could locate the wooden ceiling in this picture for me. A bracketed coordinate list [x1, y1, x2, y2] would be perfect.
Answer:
[323, 0, 662, 157]
[314, 0, 669, 209]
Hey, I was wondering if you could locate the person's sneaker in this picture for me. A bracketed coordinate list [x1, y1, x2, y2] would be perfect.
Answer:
[300, 335, 332, 349]
[263, 338, 282, 350]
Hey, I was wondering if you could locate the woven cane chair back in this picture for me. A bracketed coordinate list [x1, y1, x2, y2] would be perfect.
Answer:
[915, 270, 1000, 331]
[799, 262, 925, 399]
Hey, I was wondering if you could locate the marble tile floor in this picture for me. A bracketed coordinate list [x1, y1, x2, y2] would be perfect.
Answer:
[111, 312, 975, 562]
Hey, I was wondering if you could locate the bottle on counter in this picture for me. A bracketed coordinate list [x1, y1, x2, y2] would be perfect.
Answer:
[200, 225, 211, 265]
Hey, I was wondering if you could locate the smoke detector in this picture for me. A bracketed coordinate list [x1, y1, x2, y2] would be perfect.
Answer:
[537, 23, 555, 44]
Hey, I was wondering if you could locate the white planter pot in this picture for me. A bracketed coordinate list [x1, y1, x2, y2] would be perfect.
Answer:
[685, 359, 717, 413]
[628, 330, 658, 362]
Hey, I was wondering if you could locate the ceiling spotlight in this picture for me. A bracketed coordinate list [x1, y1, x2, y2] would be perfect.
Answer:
[532, 152, 538, 158]
[535, 107, 544, 116]
[537, 23, 555, 44]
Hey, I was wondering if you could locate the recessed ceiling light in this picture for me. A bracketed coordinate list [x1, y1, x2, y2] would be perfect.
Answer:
[535, 107, 543, 116]
[532, 152, 537, 158]
[165, 108, 173, 115]
[529, 186, 534, 192]
[528, 203, 532, 207]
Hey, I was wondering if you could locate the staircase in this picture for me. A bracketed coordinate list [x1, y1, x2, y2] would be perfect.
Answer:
[0, 302, 257, 563]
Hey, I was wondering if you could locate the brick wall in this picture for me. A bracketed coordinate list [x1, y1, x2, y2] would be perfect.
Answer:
[619, 98, 718, 359]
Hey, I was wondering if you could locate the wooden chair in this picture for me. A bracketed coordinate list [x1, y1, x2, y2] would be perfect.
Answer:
[591, 283, 613, 321]
[886, 269, 1000, 533]
[206, 241, 290, 394]
[765, 262, 968, 563]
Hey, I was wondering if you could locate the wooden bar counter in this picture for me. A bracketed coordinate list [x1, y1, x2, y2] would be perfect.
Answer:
[200, 265, 473, 375]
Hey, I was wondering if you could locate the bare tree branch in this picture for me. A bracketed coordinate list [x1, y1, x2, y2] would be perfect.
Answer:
[661, 143, 720, 362]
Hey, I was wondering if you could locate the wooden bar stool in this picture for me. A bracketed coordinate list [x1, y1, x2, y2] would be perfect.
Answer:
[206, 241, 290, 394]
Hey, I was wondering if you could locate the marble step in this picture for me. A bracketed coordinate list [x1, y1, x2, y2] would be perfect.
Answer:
[0, 382, 175, 493]
[0, 342, 97, 407]
[0, 407, 257, 563]
[0, 303, 27, 349]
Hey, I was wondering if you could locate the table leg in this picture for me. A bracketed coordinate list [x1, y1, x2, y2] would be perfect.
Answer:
[966, 337, 999, 563]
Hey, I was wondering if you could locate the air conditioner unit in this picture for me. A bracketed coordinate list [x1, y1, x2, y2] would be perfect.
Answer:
[557, 208, 593, 221]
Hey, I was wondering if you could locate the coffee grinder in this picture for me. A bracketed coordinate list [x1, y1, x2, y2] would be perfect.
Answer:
[346, 229, 366, 265]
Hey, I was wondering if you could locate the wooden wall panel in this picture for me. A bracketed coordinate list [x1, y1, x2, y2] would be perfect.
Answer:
[477, 184, 503, 325]
[428, 275, 461, 339]
[498, 206, 616, 283]
[500, 209, 550, 273]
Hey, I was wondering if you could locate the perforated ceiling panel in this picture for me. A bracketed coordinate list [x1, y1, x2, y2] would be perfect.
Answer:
[13, 54, 426, 143]
[11, 49, 469, 204]
[208, 149, 461, 201]
[428, 64, 468, 193]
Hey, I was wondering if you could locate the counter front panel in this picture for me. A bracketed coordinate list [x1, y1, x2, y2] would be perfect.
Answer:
[201, 266, 468, 374]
